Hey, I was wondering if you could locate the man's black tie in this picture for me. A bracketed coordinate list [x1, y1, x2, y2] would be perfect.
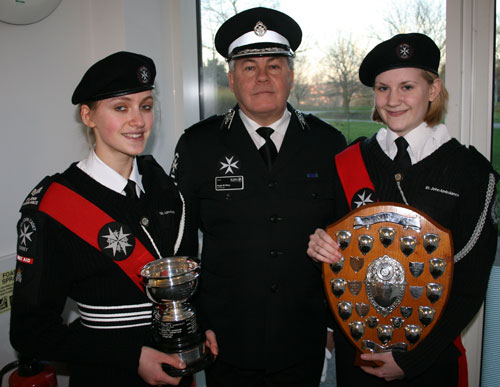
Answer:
[394, 136, 411, 169]
[124, 179, 138, 200]
[256, 127, 277, 170]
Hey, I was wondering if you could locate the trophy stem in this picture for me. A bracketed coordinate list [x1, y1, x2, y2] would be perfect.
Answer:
[141, 257, 214, 376]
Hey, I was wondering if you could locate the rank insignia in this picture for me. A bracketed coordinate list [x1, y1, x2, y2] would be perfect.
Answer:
[17, 217, 37, 255]
[351, 188, 377, 209]
[98, 222, 136, 261]
[219, 155, 240, 175]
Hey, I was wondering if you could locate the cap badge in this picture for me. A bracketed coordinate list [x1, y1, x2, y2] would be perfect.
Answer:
[138, 66, 151, 84]
[254, 20, 267, 37]
[397, 43, 413, 60]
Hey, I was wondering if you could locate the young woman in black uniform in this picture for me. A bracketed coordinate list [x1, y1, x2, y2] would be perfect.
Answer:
[308, 33, 498, 386]
[10, 51, 195, 386]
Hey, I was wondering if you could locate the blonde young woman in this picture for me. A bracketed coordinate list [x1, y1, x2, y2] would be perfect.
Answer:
[308, 33, 498, 386]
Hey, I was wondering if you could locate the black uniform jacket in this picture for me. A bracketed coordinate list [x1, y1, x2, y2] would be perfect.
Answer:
[10, 155, 186, 386]
[172, 105, 347, 371]
[332, 135, 498, 387]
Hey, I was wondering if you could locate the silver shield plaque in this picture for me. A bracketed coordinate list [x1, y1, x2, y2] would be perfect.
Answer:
[423, 233, 440, 254]
[349, 321, 366, 341]
[365, 255, 406, 317]
[379, 227, 396, 247]
[358, 235, 374, 255]
[409, 261, 425, 278]
[324, 203, 453, 358]
[429, 258, 447, 279]
[331, 278, 347, 298]
[336, 230, 352, 250]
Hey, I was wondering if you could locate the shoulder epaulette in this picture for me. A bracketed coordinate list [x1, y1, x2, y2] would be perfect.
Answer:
[185, 114, 223, 132]
[468, 145, 499, 178]
[20, 174, 59, 212]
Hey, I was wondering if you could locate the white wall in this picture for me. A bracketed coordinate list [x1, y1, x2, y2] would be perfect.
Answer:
[0, 0, 199, 382]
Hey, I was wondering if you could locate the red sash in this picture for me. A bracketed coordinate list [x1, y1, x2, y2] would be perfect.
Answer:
[335, 142, 376, 210]
[335, 141, 468, 386]
[38, 182, 154, 291]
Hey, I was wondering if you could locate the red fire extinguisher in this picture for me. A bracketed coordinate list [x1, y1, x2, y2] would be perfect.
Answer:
[0, 357, 57, 387]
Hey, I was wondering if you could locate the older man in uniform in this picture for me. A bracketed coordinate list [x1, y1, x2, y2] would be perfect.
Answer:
[171, 7, 346, 387]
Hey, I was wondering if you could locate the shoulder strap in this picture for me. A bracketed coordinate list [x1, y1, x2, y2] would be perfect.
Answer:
[335, 142, 377, 210]
[38, 182, 154, 291]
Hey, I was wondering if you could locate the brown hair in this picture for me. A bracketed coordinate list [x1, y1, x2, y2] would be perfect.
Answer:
[372, 70, 449, 127]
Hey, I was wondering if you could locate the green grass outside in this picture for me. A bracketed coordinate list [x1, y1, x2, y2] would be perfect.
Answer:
[323, 119, 381, 143]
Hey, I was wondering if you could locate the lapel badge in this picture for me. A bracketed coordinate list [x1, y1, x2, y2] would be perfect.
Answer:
[219, 155, 240, 175]
[221, 109, 236, 130]
[294, 110, 310, 131]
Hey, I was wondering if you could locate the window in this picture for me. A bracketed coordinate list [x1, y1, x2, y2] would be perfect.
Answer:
[198, 0, 445, 142]
[494, 7, 500, 231]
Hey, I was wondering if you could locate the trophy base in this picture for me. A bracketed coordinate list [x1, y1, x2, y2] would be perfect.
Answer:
[162, 347, 214, 377]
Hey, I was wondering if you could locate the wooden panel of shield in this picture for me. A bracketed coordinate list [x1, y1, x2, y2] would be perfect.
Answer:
[323, 202, 453, 359]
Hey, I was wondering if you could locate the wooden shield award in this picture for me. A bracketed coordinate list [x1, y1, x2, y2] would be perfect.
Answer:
[323, 203, 453, 361]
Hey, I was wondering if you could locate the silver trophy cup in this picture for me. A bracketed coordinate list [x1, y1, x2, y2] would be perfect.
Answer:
[141, 256, 213, 376]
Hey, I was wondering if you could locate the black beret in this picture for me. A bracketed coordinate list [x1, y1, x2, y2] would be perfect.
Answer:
[215, 7, 302, 61]
[359, 33, 440, 87]
[71, 51, 156, 105]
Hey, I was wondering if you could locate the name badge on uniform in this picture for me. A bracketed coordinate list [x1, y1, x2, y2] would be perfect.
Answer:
[215, 176, 244, 191]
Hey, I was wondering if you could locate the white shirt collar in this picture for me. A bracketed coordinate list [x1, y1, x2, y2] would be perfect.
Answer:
[238, 108, 291, 151]
[376, 122, 451, 164]
[76, 150, 144, 197]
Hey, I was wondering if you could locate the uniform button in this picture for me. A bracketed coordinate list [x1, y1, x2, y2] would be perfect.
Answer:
[270, 215, 283, 223]
[268, 180, 277, 188]
[270, 250, 283, 258]
[141, 217, 150, 227]
[270, 284, 278, 293]
[311, 192, 318, 199]
[225, 193, 232, 200]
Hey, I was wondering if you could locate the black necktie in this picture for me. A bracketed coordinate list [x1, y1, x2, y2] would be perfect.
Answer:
[124, 180, 138, 199]
[256, 127, 277, 170]
[394, 136, 411, 169]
